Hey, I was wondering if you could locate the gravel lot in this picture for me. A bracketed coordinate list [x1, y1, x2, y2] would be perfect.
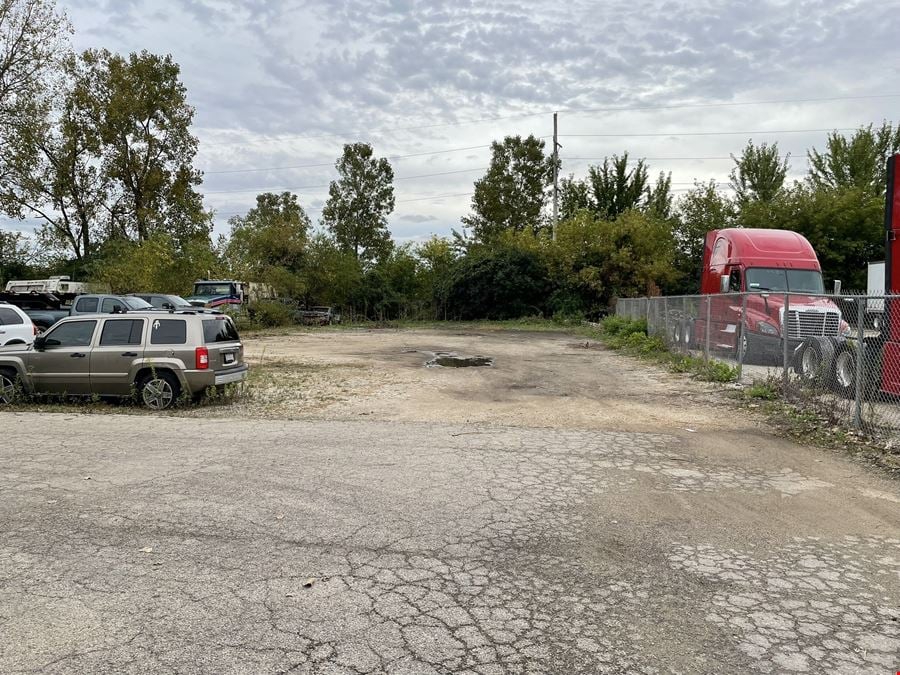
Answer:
[1, 327, 898, 673]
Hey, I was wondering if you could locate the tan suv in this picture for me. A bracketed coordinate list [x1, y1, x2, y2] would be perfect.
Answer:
[0, 311, 247, 409]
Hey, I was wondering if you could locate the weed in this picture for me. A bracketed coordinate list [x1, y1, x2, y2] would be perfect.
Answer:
[746, 380, 779, 400]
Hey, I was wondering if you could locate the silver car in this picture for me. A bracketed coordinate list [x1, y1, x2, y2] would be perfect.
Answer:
[0, 311, 248, 409]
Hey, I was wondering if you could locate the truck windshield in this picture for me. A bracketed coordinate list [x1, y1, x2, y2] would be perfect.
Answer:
[194, 284, 233, 297]
[746, 268, 824, 294]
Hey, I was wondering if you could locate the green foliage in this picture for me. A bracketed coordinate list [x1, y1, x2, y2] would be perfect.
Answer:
[249, 300, 295, 328]
[560, 153, 672, 222]
[746, 380, 779, 400]
[225, 191, 309, 296]
[669, 180, 736, 294]
[598, 315, 738, 382]
[447, 243, 552, 320]
[462, 135, 553, 242]
[729, 140, 790, 204]
[808, 123, 900, 195]
[90, 231, 219, 294]
[321, 143, 395, 264]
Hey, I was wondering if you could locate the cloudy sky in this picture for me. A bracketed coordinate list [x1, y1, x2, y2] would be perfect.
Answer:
[49, 0, 900, 241]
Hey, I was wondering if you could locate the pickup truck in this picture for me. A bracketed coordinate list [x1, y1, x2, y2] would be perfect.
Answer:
[296, 306, 340, 325]
[0, 293, 156, 330]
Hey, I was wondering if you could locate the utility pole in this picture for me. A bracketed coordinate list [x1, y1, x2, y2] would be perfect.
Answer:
[552, 112, 559, 241]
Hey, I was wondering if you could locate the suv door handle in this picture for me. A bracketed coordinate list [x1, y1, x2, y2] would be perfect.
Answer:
[71, 353, 86, 358]
[121, 352, 138, 357]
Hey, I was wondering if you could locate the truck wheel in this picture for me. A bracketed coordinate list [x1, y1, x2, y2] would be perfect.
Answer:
[0, 369, 20, 404]
[683, 320, 694, 349]
[793, 338, 836, 386]
[832, 347, 858, 399]
[736, 327, 756, 364]
[138, 371, 180, 410]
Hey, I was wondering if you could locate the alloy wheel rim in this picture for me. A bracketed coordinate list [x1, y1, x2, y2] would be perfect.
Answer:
[836, 353, 854, 388]
[0, 376, 14, 404]
[143, 379, 174, 409]
[801, 348, 818, 377]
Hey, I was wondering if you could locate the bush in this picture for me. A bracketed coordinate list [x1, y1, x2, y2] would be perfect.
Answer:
[249, 300, 295, 327]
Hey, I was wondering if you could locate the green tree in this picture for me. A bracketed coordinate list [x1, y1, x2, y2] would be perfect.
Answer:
[559, 154, 672, 221]
[670, 181, 735, 293]
[321, 142, 395, 264]
[416, 235, 457, 319]
[0, 227, 36, 284]
[84, 49, 208, 244]
[225, 192, 309, 296]
[462, 134, 554, 241]
[552, 209, 677, 309]
[2, 52, 106, 261]
[447, 242, 552, 320]
[729, 140, 790, 205]
[300, 233, 363, 312]
[808, 122, 900, 195]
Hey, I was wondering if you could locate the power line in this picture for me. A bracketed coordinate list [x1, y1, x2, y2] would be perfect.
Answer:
[204, 166, 488, 195]
[560, 127, 857, 138]
[196, 93, 900, 149]
[202, 143, 500, 175]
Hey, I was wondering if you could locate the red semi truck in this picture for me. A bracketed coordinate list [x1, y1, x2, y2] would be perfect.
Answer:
[686, 227, 849, 363]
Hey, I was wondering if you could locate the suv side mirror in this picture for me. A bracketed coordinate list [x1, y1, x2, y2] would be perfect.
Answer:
[720, 275, 730, 293]
[33, 335, 46, 351]
[162, 302, 174, 309]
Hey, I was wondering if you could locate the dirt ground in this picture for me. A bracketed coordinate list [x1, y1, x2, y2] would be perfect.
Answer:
[3, 326, 899, 673]
[198, 327, 731, 434]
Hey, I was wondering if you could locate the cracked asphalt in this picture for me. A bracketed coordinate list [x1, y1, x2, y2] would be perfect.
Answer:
[1, 329, 899, 674]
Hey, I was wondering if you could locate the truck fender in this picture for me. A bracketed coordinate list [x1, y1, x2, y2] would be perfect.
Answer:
[792, 337, 840, 383]
[0, 359, 33, 394]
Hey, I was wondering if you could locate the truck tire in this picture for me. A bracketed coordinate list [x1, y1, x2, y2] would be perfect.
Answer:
[736, 327, 758, 364]
[793, 337, 837, 386]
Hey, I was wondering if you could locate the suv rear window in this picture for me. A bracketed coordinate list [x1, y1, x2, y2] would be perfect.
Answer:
[150, 319, 187, 344]
[203, 317, 240, 343]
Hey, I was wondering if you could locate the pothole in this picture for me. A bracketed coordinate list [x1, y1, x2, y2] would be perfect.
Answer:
[425, 352, 493, 368]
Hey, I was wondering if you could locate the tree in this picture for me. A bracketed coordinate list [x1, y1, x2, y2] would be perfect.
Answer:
[0, 0, 70, 135]
[808, 122, 900, 195]
[558, 154, 671, 221]
[2, 52, 106, 261]
[84, 49, 208, 244]
[462, 135, 554, 241]
[417, 236, 457, 319]
[669, 181, 735, 294]
[225, 192, 309, 295]
[0, 226, 36, 283]
[321, 142, 395, 264]
[729, 140, 790, 204]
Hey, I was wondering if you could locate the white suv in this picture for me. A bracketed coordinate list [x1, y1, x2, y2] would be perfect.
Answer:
[0, 303, 36, 346]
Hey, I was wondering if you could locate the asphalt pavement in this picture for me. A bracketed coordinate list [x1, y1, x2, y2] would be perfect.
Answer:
[0, 412, 898, 674]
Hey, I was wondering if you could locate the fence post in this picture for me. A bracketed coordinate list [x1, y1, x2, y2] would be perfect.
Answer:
[663, 296, 669, 345]
[854, 297, 865, 430]
[704, 296, 711, 363]
[737, 293, 747, 381]
[782, 293, 790, 390]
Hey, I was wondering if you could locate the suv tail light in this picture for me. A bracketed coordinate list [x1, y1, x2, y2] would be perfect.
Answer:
[195, 346, 209, 370]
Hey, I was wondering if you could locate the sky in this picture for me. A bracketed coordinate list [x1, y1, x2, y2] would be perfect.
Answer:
[20, 0, 900, 242]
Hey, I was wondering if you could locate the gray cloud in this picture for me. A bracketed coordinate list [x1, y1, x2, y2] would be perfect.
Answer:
[42, 0, 900, 241]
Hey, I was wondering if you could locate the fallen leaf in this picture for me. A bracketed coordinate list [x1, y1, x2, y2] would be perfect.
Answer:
[302, 578, 316, 588]
[140, 547, 153, 553]
[83, 476, 92, 480]
[46, 500, 58, 505]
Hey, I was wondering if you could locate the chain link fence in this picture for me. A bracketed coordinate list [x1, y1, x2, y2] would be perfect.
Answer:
[616, 292, 900, 438]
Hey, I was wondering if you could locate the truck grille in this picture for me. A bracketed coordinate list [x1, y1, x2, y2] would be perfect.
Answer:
[785, 310, 840, 338]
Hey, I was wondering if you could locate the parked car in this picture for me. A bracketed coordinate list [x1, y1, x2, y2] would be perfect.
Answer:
[130, 293, 221, 313]
[0, 311, 248, 409]
[0, 302, 37, 346]
[69, 294, 156, 316]
[297, 306, 340, 325]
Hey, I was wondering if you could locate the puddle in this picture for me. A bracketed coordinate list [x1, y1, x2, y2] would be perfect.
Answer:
[425, 352, 493, 368]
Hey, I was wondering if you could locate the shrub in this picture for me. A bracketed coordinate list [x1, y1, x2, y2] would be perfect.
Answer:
[250, 300, 295, 327]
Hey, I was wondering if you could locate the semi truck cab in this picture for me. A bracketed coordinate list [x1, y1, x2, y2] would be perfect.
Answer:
[698, 228, 849, 362]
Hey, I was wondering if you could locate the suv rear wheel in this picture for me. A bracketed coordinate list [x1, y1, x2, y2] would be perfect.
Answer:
[138, 371, 180, 410]
[0, 369, 19, 404]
